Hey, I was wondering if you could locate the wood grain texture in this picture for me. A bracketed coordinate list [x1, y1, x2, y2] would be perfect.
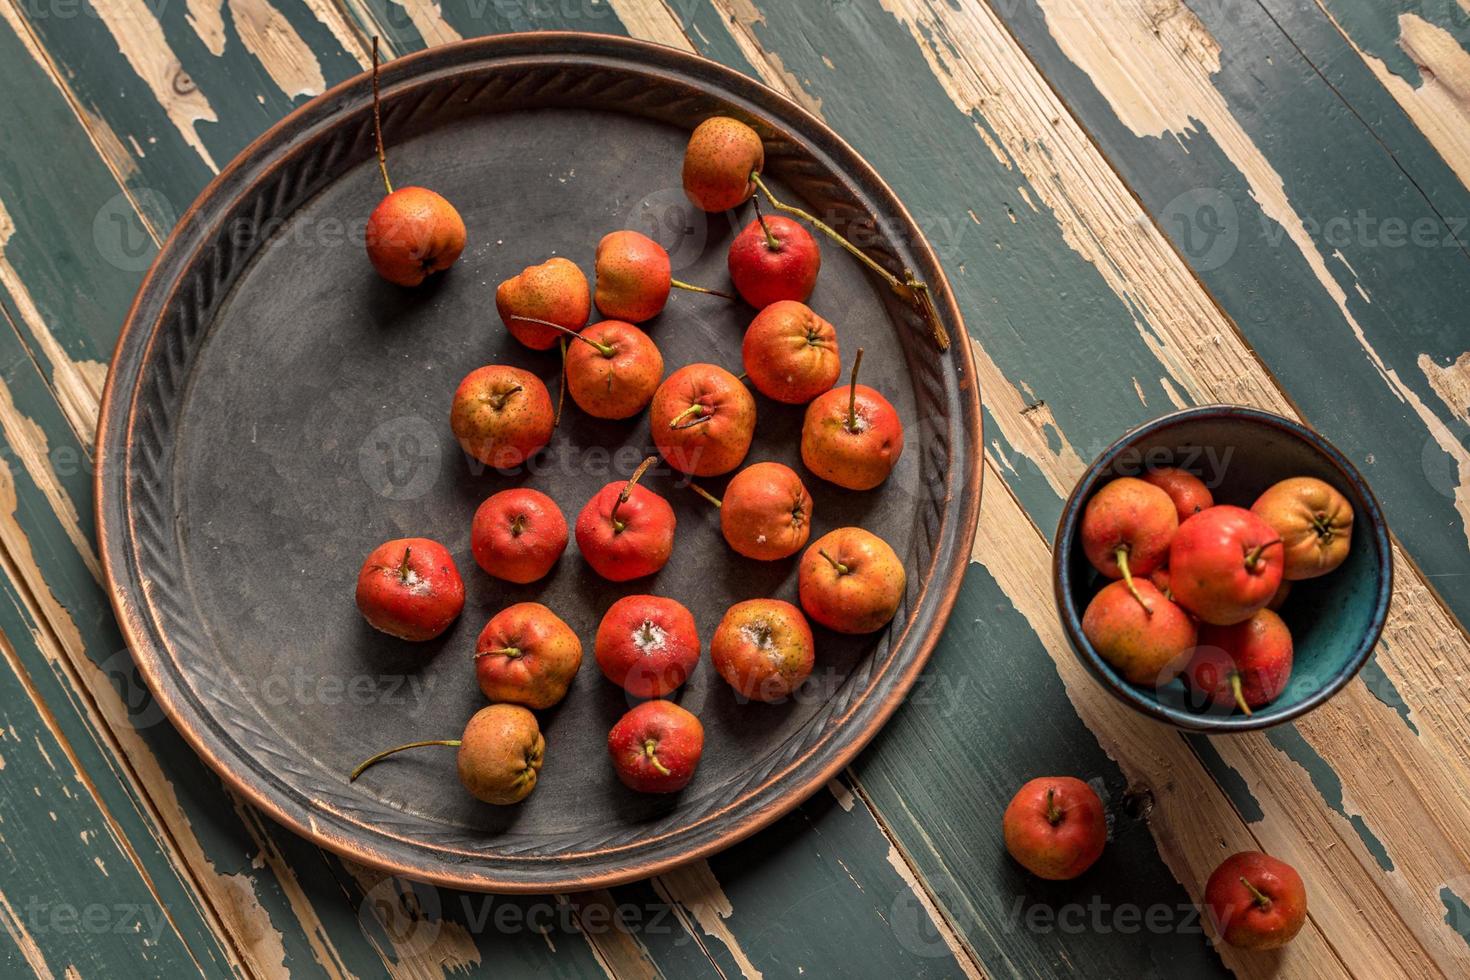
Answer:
[0, 0, 1465, 976]
[0, 590, 226, 978]
[1298, 0, 1470, 198]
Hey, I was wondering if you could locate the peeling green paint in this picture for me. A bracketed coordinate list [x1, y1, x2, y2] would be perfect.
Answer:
[1441, 885, 1470, 952]
[1266, 726, 1395, 872]
[1312, 0, 1470, 88]
[1358, 646, 1418, 734]
[995, 0, 1470, 631]
[1185, 735, 1264, 824]
[856, 562, 1229, 978]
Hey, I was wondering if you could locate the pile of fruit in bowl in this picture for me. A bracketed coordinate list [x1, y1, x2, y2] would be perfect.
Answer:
[1053, 405, 1392, 732]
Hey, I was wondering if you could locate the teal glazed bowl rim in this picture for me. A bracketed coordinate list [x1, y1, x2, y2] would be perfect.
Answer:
[1053, 405, 1393, 732]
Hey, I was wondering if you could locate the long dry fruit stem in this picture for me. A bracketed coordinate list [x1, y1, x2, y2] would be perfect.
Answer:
[750, 171, 949, 351]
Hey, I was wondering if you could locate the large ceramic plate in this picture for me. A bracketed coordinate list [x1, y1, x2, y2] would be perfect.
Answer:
[96, 33, 981, 892]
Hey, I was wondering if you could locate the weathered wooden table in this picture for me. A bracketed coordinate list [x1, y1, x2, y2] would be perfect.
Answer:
[1, 1, 1467, 977]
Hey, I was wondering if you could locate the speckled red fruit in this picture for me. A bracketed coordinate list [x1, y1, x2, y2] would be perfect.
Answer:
[742, 301, 840, 405]
[1251, 476, 1354, 580]
[728, 215, 820, 309]
[1002, 777, 1107, 881]
[365, 187, 466, 287]
[800, 376, 903, 490]
[1170, 506, 1284, 625]
[496, 257, 591, 350]
[710, 599, 814, 702]
[594, 231, 672, 323]
[565, 320, 664, 420]
[650, 364, 756, 477]
[471, 488, 567, 584]
[682, 116, 764, 212]
[594, 595, 700, 698]
[449, 365, 554, 469]
[1080, 477, 1178, 581]
[474, 602, 583, 710]
[798, 527, 905, 634]
[1081, 580, 1196, 686]
[1187, 608, 1293, 714]
[1141, 467, 1214, 524]
[574, 463, 676, 582]
[1204, 852, 1307, 949]
[719, 462, 812, 561]
[607, 700, 704, 793]
[355, 537, 464, 641]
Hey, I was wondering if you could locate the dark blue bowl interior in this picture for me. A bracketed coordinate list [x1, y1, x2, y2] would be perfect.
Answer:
[1055, 406, 1392, 731]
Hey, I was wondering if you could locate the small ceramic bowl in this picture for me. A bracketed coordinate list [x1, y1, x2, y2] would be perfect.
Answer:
[1053, 405, 1392, 731]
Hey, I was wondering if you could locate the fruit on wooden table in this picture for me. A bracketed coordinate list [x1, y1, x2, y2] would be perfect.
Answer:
[474, 602, 584, 709]
[350, 703, 544, 805]
[682, 116, 764, 212]
[798, 526, 905, 634]
[691, 461, 812, 561]
[1204, 851, 1308, 949]
[800, 348, 903, 490]
[651, 363, 757, 477]
[1169, 505, 1284, 625]
[1080, 477, 1178, 614]
[471, 488, 568, 584]
[1081, 579, 1196, 686]
[1186, 608, 1293, 716]
[728, 209, 820, 309]
[608, 700, 705, 793]
[595, 594, 700, 698]
[1251, 476, 1354, 580]
[742, 300, 840, 405]
[355, 537, 464, 641]
[449, 364, 554, 469]
[363, 39, 465, 287]
[593, 230, 730, 322]
[1140, 467, 1214, 525]
[710, 599, 814, 702]
[575, 456, 676, 582]
[564, 319, 664, 420]
[1002, 777, 1107, 880]
[497, 256, 591, 350]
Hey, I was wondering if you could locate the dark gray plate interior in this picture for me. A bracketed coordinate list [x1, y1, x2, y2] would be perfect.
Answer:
[98, 35, 978, 890]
